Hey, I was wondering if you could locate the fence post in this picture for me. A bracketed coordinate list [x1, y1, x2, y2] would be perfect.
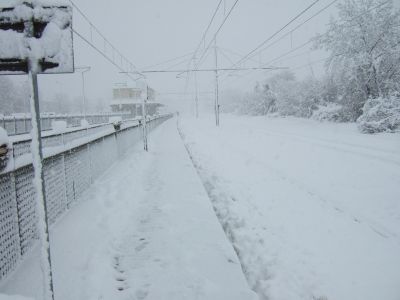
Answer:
[13, 116, 17, 135]
[10, 172, 23, 257]
[63, 150, 70, 209]
[61, 153, 68, 211]
[87, 142, 92, 184]
[24, 116, 27, 134]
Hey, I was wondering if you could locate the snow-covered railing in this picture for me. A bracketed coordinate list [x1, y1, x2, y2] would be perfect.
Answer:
[9, 117, 143, 161]
[0, 112, 132, 136]
[0, 113, 173, 281]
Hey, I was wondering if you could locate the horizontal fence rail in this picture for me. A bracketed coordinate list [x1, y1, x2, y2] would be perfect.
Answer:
[0, 114, 173, 281]
[1, 112, 133, 136]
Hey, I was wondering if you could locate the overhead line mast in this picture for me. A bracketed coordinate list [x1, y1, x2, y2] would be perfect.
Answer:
[186, 0, 241, 122]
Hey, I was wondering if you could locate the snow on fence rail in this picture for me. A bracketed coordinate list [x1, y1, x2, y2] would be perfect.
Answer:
[0, 113, 173, 281]
[0, 112, 132, 136]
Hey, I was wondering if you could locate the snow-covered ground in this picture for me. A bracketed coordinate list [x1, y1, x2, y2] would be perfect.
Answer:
[179, 114, 400, 300]
[0, 118, 256, 300]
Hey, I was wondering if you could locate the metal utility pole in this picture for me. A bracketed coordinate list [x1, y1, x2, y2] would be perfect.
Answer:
[28, 58, 55, 300]
[76, 66, 91, 121]
[142, 85, 149, 152]
[81, 68, 89, 121]
[214, 39, 220, 127]
[24, 19, 55, 300]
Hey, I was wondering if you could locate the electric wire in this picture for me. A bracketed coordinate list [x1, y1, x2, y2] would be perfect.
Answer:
[187, 0, 224, 68]
[68, 0, 142, 77]
[229, 0, 322, 69]
[195, 0, 241, 69]
[222, 0, 392, 85]
[71, 28, 143, 82]
[244, 0, 339, 63]
[142, 52, 195, 71]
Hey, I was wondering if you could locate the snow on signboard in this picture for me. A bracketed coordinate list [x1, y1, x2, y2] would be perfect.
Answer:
[0, 0, 74, 75]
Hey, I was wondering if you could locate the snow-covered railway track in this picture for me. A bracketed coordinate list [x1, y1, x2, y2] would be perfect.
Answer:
[178, 115, 400, 300]
[248, 127, 400, 166]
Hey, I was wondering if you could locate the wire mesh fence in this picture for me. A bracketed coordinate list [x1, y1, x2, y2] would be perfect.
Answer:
[0, 114, 172, 281]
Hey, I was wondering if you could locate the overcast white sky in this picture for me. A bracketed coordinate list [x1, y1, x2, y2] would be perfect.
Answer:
[36, 0, 341, 110]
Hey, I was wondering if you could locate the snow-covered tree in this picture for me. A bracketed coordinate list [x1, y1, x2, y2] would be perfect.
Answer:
[315, 0, 400, 120]
[250, 82, 277, 115]
[297, 77, 323, 118]
[233, 71, 323, 118]
[357, 93, 400, 133]
[267, 71, 300, 116]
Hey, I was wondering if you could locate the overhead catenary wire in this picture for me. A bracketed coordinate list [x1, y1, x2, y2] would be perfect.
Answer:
[72, 28, 142, 82]
[142, 51, 195, 71]
[242, 0, 339, 64]
[181, 0, 224, 106]
[222, 0, 392, 86]
[182, 0, 240, 111]
[218, 47, 237, 66]
[218, 46, 260, 64]
[228, 0, 322, 69]
[164, 55, 198, 72]
[68, 0, 142, 78]
[195, 0, 241, 69]
[186, 0, 224, 70]
[126, 66, 287, 74]
[221, 39, 313, 84]
[220, 0, 334, 81]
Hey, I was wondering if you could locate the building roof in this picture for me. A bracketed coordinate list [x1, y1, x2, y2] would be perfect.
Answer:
[110, 99, 162, 106]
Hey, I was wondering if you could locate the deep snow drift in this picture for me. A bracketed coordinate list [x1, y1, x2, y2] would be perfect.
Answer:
[0, 118, 256, 300]
[179, 114, 400, 300]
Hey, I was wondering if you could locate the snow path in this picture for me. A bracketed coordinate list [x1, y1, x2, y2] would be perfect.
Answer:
[0, 118, 256, 300]
[179, 114, 400, 300]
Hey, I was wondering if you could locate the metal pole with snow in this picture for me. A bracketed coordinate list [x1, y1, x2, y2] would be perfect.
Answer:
[142, 85, 149, 151]
[0, 2, 74, 299]
[28, 54, 55, 300]
[76, 66, 91, 122]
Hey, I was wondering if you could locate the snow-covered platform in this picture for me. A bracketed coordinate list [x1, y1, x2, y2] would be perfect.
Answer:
[0, 118, 256, 300]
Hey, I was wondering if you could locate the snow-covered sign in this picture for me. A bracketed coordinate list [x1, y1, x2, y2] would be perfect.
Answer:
[0, 0, 74, 75]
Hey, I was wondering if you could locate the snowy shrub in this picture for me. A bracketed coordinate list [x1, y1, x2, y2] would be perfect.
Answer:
[314, 0, 400, 121]
[312, 103, 343, 122]
[357, 94, 400, 133]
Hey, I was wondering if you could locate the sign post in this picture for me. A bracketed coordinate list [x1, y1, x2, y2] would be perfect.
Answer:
[0, 2, 74, 299]
[28, 58, 55, 300]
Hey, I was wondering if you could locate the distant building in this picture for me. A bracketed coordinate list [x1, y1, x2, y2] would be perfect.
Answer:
[110, 85, 161, 117]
